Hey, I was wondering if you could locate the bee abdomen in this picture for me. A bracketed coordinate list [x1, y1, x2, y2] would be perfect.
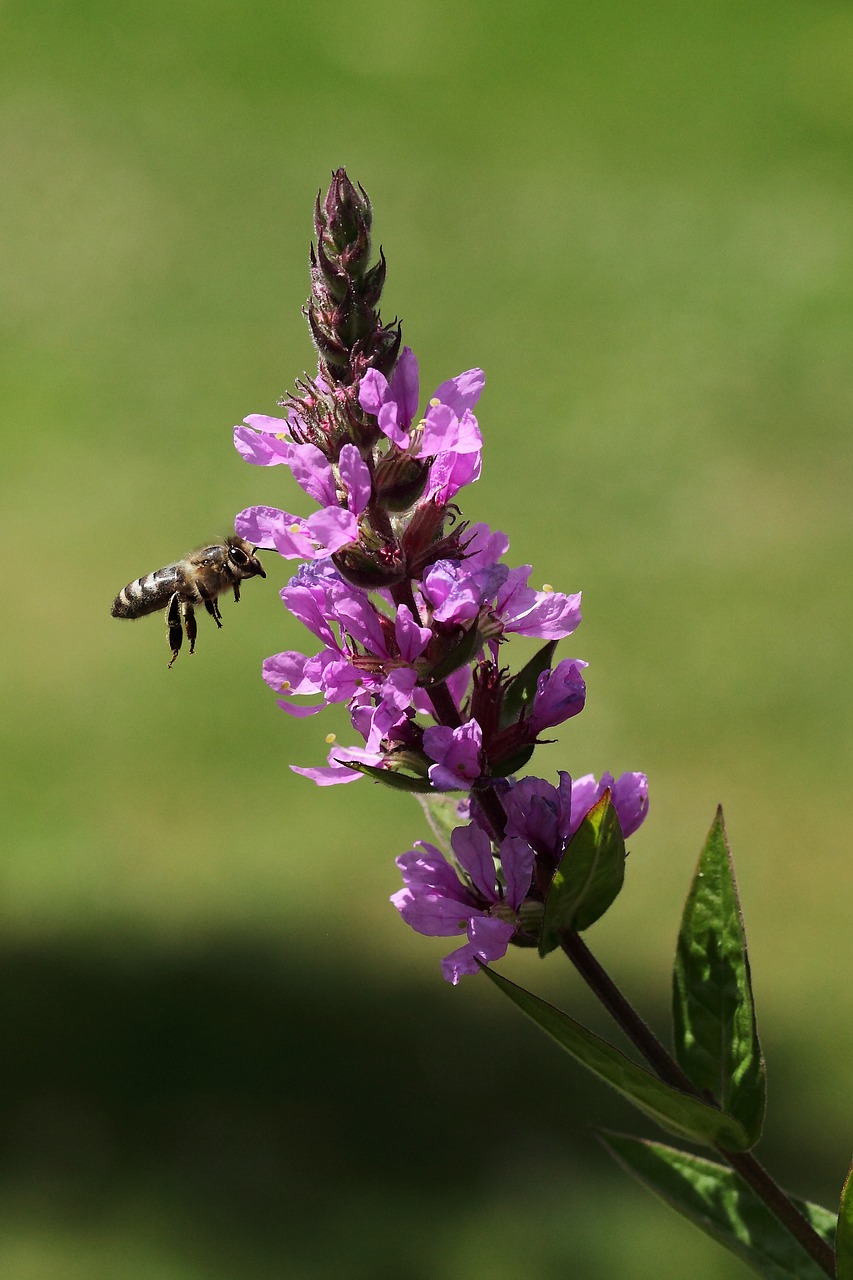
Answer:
[111, 565, 181, 619]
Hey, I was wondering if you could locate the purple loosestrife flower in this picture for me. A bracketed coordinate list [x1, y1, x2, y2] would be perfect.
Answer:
[569, 771, 649, 838]
[528, 659, 589, 734]
[393, 770, 649, 981]
[358, 347, 485, 458]
[231, 170, 649, 970]
[423, 722, 484, 791]
[235, 425, 372, 516]
[237, 503, 360, 561]
[392, 822, 534, 985]
[493, 566, 583, 641]
[420, 558, 510, 624]
[257, 537, 586, 785]
[499, 771, 574, 850]
[495, 769, 649, 848]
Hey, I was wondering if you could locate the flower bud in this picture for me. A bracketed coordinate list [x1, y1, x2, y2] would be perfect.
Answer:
[332, 543, 407, 590]
[373, 451, 430, 511]
[308, 168, 402, 386]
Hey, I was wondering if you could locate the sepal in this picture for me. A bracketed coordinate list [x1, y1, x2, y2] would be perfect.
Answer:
[418, 624, 484, 686]
[373, 452, 429, 510]
[488, 745, 535, 778]
[499, 640, 558, 729]
[331, 545, 407, 589]
[538, 791, 626, 953]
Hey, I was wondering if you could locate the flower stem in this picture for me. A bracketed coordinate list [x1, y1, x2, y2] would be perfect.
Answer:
[560, 931, 836, 1277]
[559, 930, 695, 1092]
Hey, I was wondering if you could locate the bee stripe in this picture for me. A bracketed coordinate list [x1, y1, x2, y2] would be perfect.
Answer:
[111, 566, 180, 618]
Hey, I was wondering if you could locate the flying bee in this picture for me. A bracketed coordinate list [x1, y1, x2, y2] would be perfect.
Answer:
[111, 534, 266, 667]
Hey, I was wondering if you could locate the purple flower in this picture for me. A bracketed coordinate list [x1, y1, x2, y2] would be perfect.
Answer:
[233, 414, 295, 467]
[262, 647, 363, 712]
[569, 771, 649, 838]
[391, 822, 533, 984]
[270, 441, 372, 516]
[528, 659, 588, 733]
[425, 446, 482, 504]
[358, 347, 421, 447]
[423, 721, 484, 790]
[358, 346, 485, 460]
[500, 772, 574, 855]
[421, 559, 509, 624]
[337, 444, 373, 516]
[279, 560, 351, 646]
[462, 522, 510, 568]
[494, 567, 582, 641]
[236, 504, 359, 561]
[234, 415, 341, 510]
[231, 172, 653, 996]
[291, 744, 375, 786]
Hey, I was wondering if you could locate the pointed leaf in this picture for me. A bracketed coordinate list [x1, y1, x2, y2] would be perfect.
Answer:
[673, 807, 766, 1146]
[539, 792, 625, 953]
[837, 1162, 853, 1279]
[500, 640, 558, 729]
[601, 1133, 836, 1280]
[339, 760, 434, 792]
[482, 966, 750, 1149]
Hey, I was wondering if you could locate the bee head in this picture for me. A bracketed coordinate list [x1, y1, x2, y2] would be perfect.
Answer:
[226, 534, 266, 580]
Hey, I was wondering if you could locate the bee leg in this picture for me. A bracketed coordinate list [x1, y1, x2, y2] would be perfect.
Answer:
[196, 577, 223, 627]
[166, 593, 183, 668]
[232, 582, 241, 605]
[200, 593, 223, 629]
[183, 602, 198, 655]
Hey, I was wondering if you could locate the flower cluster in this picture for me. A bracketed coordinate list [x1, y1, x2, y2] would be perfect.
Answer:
[233, 169, 648, 981]
[394, 770, 648, 983]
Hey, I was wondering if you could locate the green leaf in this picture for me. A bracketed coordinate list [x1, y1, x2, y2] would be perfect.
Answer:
[499, 640, 558, 729]
[482, 966, 750, 1150]
[539, 792, 626, 953]
[673, 806, 766, 1146]
[339, 760, 435, 793]
[415, 792, 469, 855]
[837, 1161, 853, 1279]
[601, 1133, 837, 1280]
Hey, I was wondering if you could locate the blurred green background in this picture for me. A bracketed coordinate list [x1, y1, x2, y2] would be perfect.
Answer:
[2, 1, 852, 1275]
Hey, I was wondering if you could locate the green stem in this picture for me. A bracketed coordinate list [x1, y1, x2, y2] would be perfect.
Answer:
[560, 931, 836, 1277]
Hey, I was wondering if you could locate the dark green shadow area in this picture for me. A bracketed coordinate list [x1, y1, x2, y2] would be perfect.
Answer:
[0, 933, 625, 1279]
[0, 934, 839, 1280]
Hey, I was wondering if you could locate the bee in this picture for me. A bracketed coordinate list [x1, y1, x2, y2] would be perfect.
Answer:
[111, 534, 266, 667]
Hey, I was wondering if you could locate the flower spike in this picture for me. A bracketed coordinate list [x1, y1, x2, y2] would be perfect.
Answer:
[232, 169, 648, 981]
